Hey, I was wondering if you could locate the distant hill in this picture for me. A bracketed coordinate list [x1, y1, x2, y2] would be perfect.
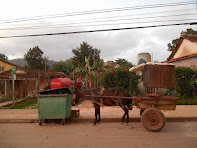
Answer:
[9, 58, 59, 67]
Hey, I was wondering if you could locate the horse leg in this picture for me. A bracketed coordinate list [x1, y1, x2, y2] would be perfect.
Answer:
[121, 108, 127, 123]
[93, 103, 99, 125]
[126, 109, 129, 124]
[98, 104, 101, 122]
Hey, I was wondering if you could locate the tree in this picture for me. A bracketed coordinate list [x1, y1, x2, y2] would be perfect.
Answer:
[85, 52, 104, 88]
[0, 53, 8, 60]
[167, 28, 197, 51]
[24, 46, 45, 70]
[50, 59, 74, 75]
[72, 42, 100, 68]
[115, 58, 133, 68]
[72, 42, 103, 89]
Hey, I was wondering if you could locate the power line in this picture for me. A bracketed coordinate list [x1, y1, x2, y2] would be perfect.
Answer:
[1, 13, 196, 30]
[0, 22, 196, 39]
[0, 1, 195, 25]
[24, 8, 194, 25]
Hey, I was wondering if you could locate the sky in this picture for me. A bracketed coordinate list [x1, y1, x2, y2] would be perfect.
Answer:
[0, 0, 197, 65]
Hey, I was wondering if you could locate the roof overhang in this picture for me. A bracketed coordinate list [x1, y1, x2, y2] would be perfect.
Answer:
[129, 62, 174, 72]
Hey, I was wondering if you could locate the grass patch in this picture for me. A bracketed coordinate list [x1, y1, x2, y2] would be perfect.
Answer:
[177, 96, 197, 105]
[8, 99, 38, 109]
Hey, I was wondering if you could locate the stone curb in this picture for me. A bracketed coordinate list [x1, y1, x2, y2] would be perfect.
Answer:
[0, 117, 197, 123]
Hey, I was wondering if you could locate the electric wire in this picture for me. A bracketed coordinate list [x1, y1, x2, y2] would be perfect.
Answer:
[0, 21, 195, 38]
[1, 13, 196, 30]
[0, 1, 195, 25]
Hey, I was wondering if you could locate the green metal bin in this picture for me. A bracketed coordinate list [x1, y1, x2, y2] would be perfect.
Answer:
[38, 94, 72, 125]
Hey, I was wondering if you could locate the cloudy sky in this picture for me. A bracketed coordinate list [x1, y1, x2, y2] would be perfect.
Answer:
[0, 0, 197, 65]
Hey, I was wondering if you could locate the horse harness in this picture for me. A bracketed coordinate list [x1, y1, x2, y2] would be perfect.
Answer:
[90, 89, 105, 107]
[91, 88, 120, 107]
[90, 88, 134, 109]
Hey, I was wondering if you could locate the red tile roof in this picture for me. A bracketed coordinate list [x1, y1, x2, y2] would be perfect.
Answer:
[0, 68, 67, 78]
[0, 58, 21, 68]
[0, 58, 68, 78]
[166, 35, 197, 62]
[166, 54, 197, 63]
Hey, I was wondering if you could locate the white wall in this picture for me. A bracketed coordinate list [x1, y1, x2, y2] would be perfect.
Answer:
[171, 57, 197, 69]
[173, 39, 197, 59]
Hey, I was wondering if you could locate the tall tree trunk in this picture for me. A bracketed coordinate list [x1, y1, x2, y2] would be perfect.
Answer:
[88, 76, 92, 89]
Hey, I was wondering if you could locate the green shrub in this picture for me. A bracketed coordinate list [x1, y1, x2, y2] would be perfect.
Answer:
[177, 96, 197, 105]
[98, 67, 141, 95]
[8, 99, 38, 109]
[174, 67, 197, 98]
[43, 85, 51, 90]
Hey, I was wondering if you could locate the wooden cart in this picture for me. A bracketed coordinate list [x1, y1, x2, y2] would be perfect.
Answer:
[86, 94, 178, 132]
[130, 63, 179, 131]
[87, 63, 179, 132]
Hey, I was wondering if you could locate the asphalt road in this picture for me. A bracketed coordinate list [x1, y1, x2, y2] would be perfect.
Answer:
[0, 122, 197, 148]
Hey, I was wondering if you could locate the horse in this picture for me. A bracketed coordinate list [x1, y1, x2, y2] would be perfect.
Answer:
[72, 87, 133, 125]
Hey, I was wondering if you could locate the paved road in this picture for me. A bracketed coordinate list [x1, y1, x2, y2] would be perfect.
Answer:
[0, 122, 197, 148]
[1, 103, 197, 120]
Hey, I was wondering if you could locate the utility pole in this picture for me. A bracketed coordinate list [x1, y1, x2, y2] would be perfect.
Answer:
[44, 56, 48, 87]
[12, 67, 16, 104]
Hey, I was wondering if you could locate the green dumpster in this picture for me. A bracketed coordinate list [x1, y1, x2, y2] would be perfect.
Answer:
[38, 94, 72, 126]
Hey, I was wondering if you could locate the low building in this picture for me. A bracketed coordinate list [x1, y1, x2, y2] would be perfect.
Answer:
[0, 58, 19, 73]
[104, 61, 116, 68]
[166, 35, 197, 69]
[0, 62, 67, 98]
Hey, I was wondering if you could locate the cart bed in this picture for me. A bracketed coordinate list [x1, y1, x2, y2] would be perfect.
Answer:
[135, 96, 179, 110]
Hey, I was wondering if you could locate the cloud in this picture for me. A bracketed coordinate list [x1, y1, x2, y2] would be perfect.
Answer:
[1, 24, 197, 65]
[0, 0, 197, 64]
[1, 25, 197, 65]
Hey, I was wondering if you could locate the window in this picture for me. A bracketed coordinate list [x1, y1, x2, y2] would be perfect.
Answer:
[0, 66, 5, 72]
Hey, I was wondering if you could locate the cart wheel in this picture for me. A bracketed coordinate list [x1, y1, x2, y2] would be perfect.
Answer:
[141, 108, 165, 132]
[39, 120, 43, 126]
[140, 109, 145, 116]
[61, 119, 65, 125]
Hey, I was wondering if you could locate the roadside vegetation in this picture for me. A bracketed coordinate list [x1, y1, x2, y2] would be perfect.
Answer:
[99, 66, 140, 95]
[177, 96, 197, 105]
[174, 67, 197, 105]
[8, 99, 37, 109]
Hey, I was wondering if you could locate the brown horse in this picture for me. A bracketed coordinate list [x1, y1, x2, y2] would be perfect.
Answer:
[72, 87, 133, 125]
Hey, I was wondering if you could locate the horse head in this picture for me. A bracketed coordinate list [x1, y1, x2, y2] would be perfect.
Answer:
[72, 89, 83, 105]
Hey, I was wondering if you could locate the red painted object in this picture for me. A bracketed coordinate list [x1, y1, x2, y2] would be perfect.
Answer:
[74, 79, 81, 90]
[50, 78, 72, 89]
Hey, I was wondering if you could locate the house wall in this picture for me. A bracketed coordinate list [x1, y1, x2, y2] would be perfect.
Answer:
[173, 39, 197, 59]
[104, 61, 116, 68]
[39, 79, 47, 90]
[18, 80, 25, 97]
[5, 79, 48, 97]
[170, 57, 197, 69]
[0, 60, 16, 73]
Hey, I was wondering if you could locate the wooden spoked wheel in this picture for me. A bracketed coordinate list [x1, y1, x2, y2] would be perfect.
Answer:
[141, 108, 166, 132]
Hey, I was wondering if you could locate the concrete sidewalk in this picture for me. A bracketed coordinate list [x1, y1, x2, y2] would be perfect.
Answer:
[0, 100, 197, 123]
